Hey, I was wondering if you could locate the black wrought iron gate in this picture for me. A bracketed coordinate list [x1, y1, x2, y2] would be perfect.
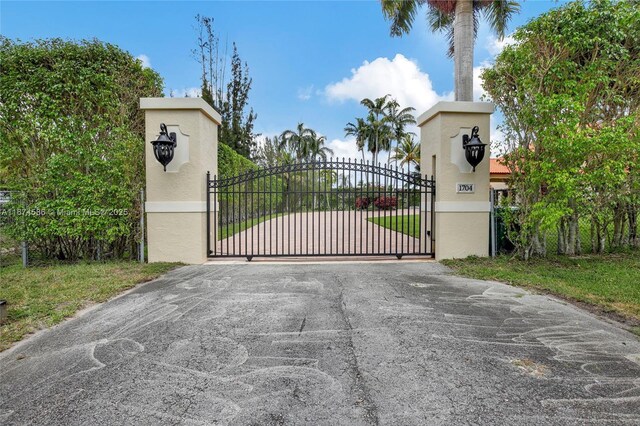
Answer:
[207, 159, 435, 259]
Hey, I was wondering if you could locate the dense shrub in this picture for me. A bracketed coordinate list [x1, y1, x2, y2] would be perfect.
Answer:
[482, 0, 640, 258]
[217, 142, 257, 179]
[0, 37, 163, 261]
[374, 196, 397, 210]
[216, 143, 284, 225]
[355, 197, 370, 210]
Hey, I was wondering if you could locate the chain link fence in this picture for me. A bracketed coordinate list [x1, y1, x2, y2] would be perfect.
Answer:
[0, 190, 27, 267]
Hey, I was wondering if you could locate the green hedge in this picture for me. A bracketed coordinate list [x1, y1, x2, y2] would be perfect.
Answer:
[218, 142, 257, 179]
[0, 38, 163, 261]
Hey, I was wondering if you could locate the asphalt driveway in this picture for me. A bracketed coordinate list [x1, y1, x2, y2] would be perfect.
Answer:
[1, 261, 639, 425]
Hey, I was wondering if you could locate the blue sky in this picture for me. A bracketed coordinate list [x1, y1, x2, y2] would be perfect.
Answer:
[1, 0, 568, 160]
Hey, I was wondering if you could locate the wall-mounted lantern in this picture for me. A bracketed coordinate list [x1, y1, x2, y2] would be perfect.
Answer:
[462, 126, 486, 172]
[151, 123, 177, 171]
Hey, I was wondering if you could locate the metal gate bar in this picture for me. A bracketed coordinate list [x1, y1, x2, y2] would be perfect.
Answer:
[207, 159, 434, 259]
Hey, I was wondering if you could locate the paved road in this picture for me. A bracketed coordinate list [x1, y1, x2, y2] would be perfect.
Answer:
[1, 262, 639, 425]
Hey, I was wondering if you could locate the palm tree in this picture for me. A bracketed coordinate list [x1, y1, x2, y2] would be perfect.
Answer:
[273, 149, 298, 213]
[280, 122, 313, 160]
[280, 123, 333, 161]
[361, 95, 394, 166]
[381, 0, 520, 101]
[280, 123, 334, 209]
[392, 134, 420, 171]
[306, 133, 334, 161]
[344, 118, 370, 161]
[385, 99, 416, 163]
[364, 111, 393, 166]
[361, 95, 391, 118]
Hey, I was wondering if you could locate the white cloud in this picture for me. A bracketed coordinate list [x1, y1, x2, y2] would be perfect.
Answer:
[476, 34, 517, 101]
[136, 54, 151, 69]
[171, 87, 202, 98]
[472, 61, 491, 102]
[326, 137, 372, 162]
[325, 54, 452, 112]
[486, 34, 516, 57]
[328, 138, 391, 185]
[297, 85, 314, 101]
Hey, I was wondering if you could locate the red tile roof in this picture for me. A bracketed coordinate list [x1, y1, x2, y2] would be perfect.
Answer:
[490, 158, 510, 174]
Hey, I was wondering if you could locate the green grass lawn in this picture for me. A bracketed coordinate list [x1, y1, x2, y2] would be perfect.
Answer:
[443, 253, 640, 325]
[218, 213, 282, 240]
[0, 261, 180, 351]
[368, 214, 421, 238]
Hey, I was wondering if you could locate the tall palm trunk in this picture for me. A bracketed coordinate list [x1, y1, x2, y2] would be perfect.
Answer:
[454, 0, 474, 101]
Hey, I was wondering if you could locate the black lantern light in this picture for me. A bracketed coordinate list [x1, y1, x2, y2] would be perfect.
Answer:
[462, 126, 486, 172]
[151, 123, 177, 172]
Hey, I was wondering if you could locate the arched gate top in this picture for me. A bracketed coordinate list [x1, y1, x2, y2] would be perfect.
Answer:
[209, 159, 433, 189]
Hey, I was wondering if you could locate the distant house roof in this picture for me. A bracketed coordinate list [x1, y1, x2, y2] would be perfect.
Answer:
[490, 158, 510, 175]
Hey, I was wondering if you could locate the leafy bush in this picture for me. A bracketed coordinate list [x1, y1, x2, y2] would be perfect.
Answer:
[217, 142, 257, 179]
[0, 37, 163, 261]
[374, 196, 397, 210]
[482, 0, 640, 258]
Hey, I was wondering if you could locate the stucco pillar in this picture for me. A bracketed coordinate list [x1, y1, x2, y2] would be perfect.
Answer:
[418, 101, 494, 260]
[140, 98, 221, 264]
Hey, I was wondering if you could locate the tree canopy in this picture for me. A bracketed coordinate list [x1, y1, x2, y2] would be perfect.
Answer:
[280, 123, 334, 162]
[345, 95, 416, 166]
[194, 16, 257, 159]
[482, 0, 640, 258]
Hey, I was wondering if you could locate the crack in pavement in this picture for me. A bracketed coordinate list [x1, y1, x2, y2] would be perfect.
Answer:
[335, 275, 380, 426]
